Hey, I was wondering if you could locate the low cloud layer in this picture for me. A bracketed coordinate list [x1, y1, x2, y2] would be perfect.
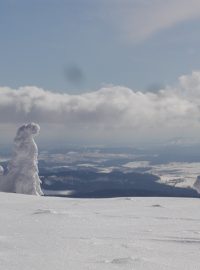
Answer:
[1, 71, 200, 144]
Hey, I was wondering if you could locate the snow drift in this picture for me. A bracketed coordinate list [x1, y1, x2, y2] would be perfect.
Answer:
[0, 123, 43, 195]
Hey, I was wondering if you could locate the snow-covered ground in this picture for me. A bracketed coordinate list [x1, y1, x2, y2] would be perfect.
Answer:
[1, 192, 200, 269]
[124, 161, 200, 189]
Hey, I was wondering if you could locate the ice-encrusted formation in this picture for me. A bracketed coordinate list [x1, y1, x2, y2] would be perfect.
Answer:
[0, 123, 43, 195]
[193, 176, 200, 194]
[0, 165, 4, 176]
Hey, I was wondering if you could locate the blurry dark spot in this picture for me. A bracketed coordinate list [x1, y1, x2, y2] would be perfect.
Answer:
[151, 204, 163, 208]
[64, 65, 85, 85]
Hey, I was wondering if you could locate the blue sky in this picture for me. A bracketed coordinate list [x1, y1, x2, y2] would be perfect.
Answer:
[1, 1, 200, 146]
[1, 0, 200, 93]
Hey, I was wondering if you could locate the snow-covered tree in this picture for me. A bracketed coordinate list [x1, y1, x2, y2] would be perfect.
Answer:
[0, 165, 4, 176]
[0, 123, 43, 195]
[193, 176, 200, 194]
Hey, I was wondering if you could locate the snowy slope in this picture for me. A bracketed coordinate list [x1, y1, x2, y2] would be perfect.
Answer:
[0, 192, 200, 270]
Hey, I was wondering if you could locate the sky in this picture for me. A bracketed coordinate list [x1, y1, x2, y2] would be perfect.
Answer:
[1, 0, 200, 147]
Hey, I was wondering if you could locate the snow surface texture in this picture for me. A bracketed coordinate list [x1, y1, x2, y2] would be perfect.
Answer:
[0, 192, 200, 270]
[0, 123, 43, 195]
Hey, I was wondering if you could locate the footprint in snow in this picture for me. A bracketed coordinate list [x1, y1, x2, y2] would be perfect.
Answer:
[101, 257, 141, 265]
[151, 204, 163, 208]
[33, 209, 58, 215]
[110, 257, 135, 265]
[33, 209, 70, 215]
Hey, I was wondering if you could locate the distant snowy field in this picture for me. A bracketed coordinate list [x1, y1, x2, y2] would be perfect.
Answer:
[1, 192, 200, 270]
[123, 161, 200, 188]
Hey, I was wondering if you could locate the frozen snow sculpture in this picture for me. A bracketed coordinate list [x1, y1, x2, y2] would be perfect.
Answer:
[193, 176, 200, 194]
[0, 123, 43, 195]
[0, 166, 4, 176]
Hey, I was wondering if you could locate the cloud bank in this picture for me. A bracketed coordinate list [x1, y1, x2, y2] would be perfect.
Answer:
[0, 71, 200, 144]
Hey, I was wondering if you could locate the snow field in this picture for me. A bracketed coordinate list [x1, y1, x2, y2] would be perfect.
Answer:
[0, 192, 200, 270]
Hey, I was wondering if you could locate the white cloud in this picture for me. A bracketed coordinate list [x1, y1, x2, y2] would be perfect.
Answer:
[0, 71, 200, 144]
[104, 0, 200, 42]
